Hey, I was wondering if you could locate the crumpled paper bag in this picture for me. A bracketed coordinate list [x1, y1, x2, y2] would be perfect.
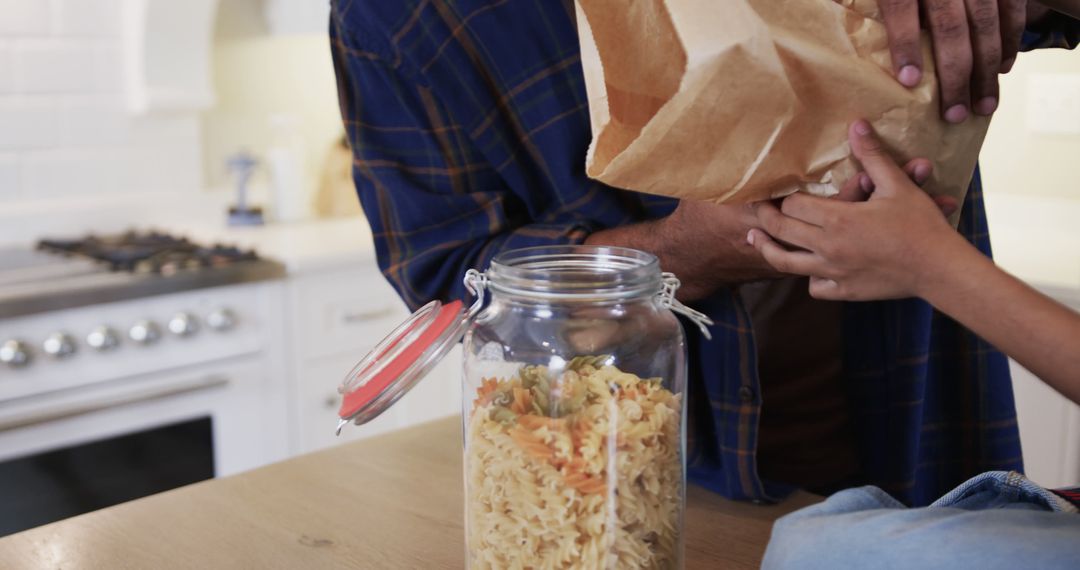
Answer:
[576, 0, 991, 218]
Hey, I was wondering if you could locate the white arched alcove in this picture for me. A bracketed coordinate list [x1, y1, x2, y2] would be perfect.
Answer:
[123, 0, 220, 114]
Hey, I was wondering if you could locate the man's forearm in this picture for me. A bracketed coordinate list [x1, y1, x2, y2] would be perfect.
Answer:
[585, 202, 780, 301]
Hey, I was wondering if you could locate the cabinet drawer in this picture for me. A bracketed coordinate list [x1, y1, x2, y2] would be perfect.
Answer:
[295, 353, 405, 455]
[291, 269, 408, 360]
[295, 348, 462, 456]
[1013, 359, 1080, 488]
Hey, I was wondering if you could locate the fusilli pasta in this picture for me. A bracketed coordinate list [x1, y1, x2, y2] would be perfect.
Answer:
[466, 360, 682, 569]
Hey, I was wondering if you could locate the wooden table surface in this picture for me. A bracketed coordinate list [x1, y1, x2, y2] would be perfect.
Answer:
[0, 418, 820, 569]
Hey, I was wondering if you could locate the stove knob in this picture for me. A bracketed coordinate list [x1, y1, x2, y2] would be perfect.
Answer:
[42, 332, 77, 359]
[168, 312, 199, 337]
[206, 308, 236, 332]
[87, 326, 120, 351]
[0, 340, 32, 368]
[128, 320, 162, 345]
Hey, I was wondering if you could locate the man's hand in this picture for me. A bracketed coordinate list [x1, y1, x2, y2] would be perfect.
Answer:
[657, 200, 785, 299]
[879, 0, 1028, 122]
[586, 200, 782, 301]
[747, 120, 969, 301]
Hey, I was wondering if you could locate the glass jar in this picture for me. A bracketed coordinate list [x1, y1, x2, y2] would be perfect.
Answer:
[337, 246, 712, 570]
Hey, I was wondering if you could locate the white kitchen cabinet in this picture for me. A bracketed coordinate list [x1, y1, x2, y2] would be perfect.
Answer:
[291, 268, 408, 360]
[124, 0, 219, 113]
[292, 343, 462, 455]
[1012, 361, 1080, 488]
[285, 266, 461, 456]
[1012, 285, 1080, 488]
[294, 353, 408, 453]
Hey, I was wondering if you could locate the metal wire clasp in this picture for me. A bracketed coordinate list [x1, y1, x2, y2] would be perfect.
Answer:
[658, 273, 715, 340]
[463, 269, 489, 318]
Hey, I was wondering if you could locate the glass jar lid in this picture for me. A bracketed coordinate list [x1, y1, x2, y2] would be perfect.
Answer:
[336, 299, 468, 432]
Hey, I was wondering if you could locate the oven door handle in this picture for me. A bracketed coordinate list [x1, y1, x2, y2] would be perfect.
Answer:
[0, 375, 230, 432]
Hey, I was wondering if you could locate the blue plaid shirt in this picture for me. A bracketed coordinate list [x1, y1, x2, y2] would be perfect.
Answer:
[330, 0, 1079, 506]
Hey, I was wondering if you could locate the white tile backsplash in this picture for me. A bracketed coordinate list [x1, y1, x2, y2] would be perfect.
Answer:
[57, 98, 130, 146]
[91, 40, 124, 93]
[119, 141, 203, 193]
[0, 0, 51, 36]
[0, 43, 13, 93]
[21, 148, 125, 198]
[14, 40, 99, 93]
[0, 153, 18, 199]
[59, 96, 201, 145]
[55, 0, 123, 37]
[0, 1, 205, 212]
[0, 99, 59, 150]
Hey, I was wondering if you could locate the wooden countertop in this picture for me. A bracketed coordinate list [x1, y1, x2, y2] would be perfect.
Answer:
[0, 418, 820, 569]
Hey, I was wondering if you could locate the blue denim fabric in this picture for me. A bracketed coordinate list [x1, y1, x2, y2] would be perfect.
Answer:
[763, 471, 1080, 570]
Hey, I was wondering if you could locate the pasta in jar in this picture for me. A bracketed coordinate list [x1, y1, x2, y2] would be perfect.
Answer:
[338, 246, 701, 570]
[466, 356, 683, 570]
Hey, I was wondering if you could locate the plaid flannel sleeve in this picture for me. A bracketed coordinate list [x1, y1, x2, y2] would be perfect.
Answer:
[1022, 9, 1080, 50]
[330, 15, 596, 310]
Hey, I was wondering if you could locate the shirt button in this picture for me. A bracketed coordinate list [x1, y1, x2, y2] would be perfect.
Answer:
[739, 386, 755, 403]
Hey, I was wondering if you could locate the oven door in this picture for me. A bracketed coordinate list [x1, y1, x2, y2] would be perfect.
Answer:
[0, 357, 287, 536]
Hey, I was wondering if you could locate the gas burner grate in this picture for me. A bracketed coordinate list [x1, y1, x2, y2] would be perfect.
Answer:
[37, 231, 259, 275]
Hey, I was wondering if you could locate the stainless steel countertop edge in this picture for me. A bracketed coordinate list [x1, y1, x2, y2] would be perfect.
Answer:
[0, 260, 287, 319]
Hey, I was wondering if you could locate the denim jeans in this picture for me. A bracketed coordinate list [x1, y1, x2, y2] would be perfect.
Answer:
[763, 471, 1080, 570]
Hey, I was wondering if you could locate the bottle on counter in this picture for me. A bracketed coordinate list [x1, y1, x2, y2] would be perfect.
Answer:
[225, 151, 264, 227]
[266, 113, 314, 223]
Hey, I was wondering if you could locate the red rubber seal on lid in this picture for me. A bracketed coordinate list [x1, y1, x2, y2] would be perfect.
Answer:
[338, 300, 465, 426]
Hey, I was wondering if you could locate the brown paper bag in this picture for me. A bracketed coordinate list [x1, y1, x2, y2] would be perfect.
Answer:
[576, 0, 991, 217]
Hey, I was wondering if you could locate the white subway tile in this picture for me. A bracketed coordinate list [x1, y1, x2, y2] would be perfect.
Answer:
[0, 153, 18, 199]
[14, 40, 98, 93]
[0, 99, 58, 149]
[59, 97, 201, 146]
[58, 98, 129, 145]
[92, 40, 124, 92]
[0, 0, 52, 36]
[55, 0, 122, 36]
[128, 114, 201, 146]
[0, 44, 13, 93]
[22, 143, 203, 198]
[117, 140, 203, 193]
[21, 148, 124, 198]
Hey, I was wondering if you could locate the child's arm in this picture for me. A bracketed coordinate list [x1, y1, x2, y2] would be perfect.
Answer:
[917, 232, 1080, 404]
[748, 121, 1080, 404]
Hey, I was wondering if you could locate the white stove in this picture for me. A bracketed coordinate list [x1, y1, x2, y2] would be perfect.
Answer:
[0, 232, 290, 536]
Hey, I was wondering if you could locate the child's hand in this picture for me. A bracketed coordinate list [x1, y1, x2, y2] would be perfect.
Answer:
[747, 120, 971, 301]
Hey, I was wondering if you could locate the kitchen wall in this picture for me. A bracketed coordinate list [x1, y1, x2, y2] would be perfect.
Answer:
[0, 0, 203, 205]
[201, 36, 343, 196]
[981, 46, 1080, 201]
[201, 0, 343, 207]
